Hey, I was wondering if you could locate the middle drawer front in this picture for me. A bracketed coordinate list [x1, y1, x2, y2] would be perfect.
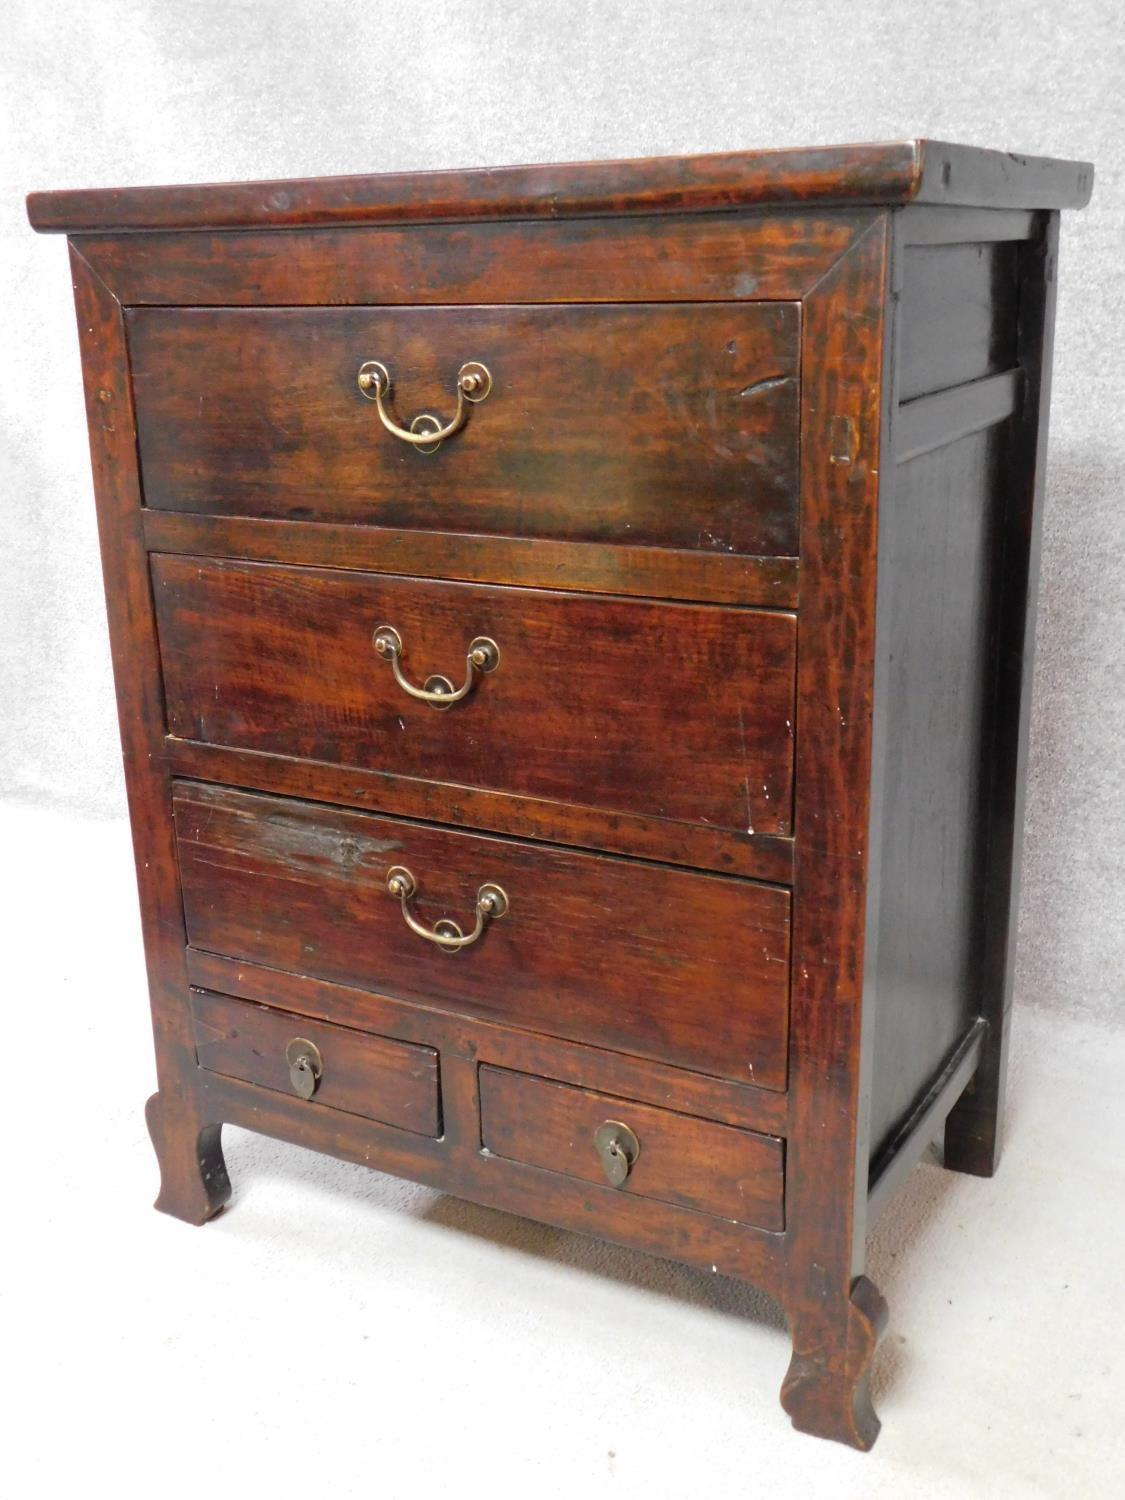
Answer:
[173, 782, 792, 1089]
[153, 556, 797, 839]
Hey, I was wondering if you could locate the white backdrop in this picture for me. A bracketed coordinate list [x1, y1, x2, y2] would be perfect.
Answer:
[3, 0, 1121, 1024]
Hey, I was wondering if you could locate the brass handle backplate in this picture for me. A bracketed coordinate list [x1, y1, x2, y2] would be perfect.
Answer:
[372, 624, 499, 709]
[386, 865, 508, 952]
[357, 359, 491, 453]
[286, 1037, 323, 1100]
[594, 1120, 640, 1188]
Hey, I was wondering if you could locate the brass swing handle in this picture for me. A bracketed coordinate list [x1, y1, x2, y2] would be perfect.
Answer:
[372, 624, 500, 709]
[386, 866, 508, 952]
[357, 359, 492, 451]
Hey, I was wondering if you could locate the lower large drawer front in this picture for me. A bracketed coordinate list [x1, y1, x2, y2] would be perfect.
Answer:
[479, 1066, 785, 1231]
[190, 989, 442, 1137]
[173, 782, 792, 1089]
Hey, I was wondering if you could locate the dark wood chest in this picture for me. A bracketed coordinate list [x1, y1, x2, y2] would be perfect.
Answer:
[28, 139, 1092, 1447]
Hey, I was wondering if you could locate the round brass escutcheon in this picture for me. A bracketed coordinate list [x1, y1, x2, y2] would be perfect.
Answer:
[409, 411, 444, 456]
[467, 637, 501, 674]
[593, 1120, 640, 1188]
[285, 1037, 324, 1101]
[457, 361, 492, 403]
[422, 673, 457, 709]
[386, 865, 416, 901]
[476, 882, 509, 920]
[372, 624, 403, 661]
[356, 359, 390, 399]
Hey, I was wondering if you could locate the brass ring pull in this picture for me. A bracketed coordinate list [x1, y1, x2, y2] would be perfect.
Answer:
[286, 1038, 323, 1101]
[594, 1121, 641, 1188]
[357, 359, 491, 453]
[372, 624, 499, 709]
[386, 866, 508, 952]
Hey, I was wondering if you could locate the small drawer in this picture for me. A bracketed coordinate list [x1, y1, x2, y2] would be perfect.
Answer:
[127, 302, 800, 556]
[189, 989, 442, 1137]
[174, 782, 792, 1089]
[153, 555, 797, 839]
[479, 1066, 785, 1231]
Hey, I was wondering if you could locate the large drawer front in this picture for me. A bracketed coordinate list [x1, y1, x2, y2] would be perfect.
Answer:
[479, 1066, 785, 1230]
[173, 783, 792, 1088]
[190, 989, 442, 1136]
[153, 556, 797, 838]
[128, 303, 800, 556]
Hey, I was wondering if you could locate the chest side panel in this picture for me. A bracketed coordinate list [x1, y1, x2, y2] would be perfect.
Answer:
[867, 208, 1046, 1171]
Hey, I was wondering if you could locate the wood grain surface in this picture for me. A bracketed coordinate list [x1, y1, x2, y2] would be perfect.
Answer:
[153, 555, 797, 839]
[191, 989, 442, 1136]
[479, 1065, 785, 1230]
[73, 212, 875, 307]
[128, 302, 800, 555]
[36, 144, 1092, 1451]
[173, 781, 793, 1089]
[27, 139, 1093, 234]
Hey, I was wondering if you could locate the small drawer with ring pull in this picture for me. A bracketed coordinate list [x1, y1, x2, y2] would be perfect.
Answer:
[189, 989, 442, 1138]
[478, 1065, 785, 1232]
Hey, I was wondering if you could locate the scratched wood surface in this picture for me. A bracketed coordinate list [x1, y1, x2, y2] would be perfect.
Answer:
[152, 554, 797, 842]
[199, 1064, 788, 1288]
[173, 780, 793, 1090]
[33, 144, 1092, 1452]
[128, 302, 801, 555]
[143, 509, 801, 610]
[780, 219, 891, 1449]
[479, 1065, 786, 1230]
[186, 949, 790, 1135]
[27, 139, 1093, 233]
[72, 212, 875, 307]
[191, 989, 442, 1137]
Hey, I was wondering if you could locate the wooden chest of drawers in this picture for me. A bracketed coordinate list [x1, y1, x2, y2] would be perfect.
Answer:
[29, 139, 1093, 1448]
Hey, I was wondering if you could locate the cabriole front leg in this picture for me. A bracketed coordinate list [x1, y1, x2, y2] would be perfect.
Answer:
[780, 1275, 889, 1450]
[145, 1087, 230, 1225]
